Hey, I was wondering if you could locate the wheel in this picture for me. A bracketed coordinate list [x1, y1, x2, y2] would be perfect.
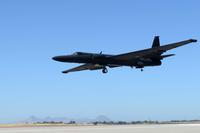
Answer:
[102, 68, 108, 73]
[141, 68, 143, 72]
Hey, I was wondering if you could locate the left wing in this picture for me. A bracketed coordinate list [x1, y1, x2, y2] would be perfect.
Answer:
[109, 39, 197, 61]
[62, 64, 121, 74]
[62, 64, 100, 73]
[62, 63, 102, 73]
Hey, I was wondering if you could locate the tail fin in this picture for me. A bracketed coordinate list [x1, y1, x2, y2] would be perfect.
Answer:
[152, 36, 160, 48]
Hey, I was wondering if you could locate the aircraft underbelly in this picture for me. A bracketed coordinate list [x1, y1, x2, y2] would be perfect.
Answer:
[96, 58, 162, 67]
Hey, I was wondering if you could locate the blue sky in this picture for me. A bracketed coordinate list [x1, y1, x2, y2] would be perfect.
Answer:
[0, 0, 200, 123]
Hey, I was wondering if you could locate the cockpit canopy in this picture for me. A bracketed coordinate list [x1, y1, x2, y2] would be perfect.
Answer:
[73, 52, 84, 55]
[72, 52, 105, 56]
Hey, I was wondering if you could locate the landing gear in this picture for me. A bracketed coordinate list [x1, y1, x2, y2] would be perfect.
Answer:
[136, 66, 144, 72]
[102, 67, 108, 74]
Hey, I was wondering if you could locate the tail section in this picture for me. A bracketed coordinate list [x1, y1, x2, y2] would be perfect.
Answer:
[152, 36, 160, 48]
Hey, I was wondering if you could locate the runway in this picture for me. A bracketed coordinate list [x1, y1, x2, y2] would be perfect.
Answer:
[0, 124, 200, 133]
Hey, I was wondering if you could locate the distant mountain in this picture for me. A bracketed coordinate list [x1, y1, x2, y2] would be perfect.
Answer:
[22, 115, 110, 124]
[23, 116, 73, 123]
[94, 115, 111, 122]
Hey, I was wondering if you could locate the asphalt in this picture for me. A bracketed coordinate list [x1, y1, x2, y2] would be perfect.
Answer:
[0, 124, 200, 133]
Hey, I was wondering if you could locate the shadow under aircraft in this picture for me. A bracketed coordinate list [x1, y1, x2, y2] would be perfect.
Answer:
[53, 36, 197, 74]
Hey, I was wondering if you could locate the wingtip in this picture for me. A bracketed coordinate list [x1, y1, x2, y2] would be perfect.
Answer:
[62, 71, 68, 74]
[190, 39, 197, 42]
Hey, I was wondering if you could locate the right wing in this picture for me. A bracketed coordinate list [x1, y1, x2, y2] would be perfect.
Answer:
[157, 39, 197, 51]
[62, 63, 105, 74]
[109, 39, 197, 61]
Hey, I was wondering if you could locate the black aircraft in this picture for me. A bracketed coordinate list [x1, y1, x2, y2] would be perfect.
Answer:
[52, 36, 197, 74]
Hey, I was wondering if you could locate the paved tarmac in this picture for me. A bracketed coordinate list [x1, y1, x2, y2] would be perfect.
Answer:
[0, 124, 200, 133]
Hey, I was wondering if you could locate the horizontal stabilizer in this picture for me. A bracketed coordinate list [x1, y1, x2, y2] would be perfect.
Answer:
[161, 54, 175, 59]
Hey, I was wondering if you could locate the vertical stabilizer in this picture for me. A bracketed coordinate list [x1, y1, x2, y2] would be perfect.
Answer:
[152, 36, 160, 48]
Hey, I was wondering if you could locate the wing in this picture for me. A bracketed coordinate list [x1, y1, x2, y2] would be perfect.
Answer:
[62, 63, 122, 74]
[62, 64, 96, 73]
[62, 63, 106, 74]
[109, 39, 197, 60]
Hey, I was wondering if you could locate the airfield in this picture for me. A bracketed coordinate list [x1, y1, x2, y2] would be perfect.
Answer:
[0, 124, 200, 133]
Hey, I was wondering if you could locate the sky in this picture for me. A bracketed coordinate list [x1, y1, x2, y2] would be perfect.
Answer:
[0, 0, 200, 123]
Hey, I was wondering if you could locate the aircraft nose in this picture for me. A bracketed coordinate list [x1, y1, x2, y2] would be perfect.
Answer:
[52, 56, 63, 61]
[52, 55, 76, 62]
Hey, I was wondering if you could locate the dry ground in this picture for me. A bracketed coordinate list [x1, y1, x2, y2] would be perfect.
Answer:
[0, 124, 200, 133]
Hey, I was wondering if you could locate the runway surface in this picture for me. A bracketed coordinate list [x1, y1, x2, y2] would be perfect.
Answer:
[0, 124, 200, 133]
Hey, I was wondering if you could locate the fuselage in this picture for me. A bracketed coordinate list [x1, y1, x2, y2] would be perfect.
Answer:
[52, 52, 161, 67]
